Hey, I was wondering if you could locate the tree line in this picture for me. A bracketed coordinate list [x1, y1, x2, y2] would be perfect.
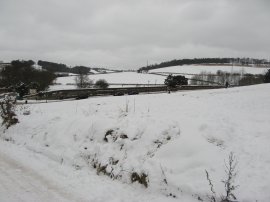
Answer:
[37, 60, 117, 74]
[38, 60, 90, 74]
[0, 60, 56, 97]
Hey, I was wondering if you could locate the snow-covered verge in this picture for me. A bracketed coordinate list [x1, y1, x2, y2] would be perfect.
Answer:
[1, 84, 270, 201]
[0, 139, 179, 202]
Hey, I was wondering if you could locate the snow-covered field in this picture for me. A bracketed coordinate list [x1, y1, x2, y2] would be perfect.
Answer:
[51, 72, 165, 90]
[1, 84, 270, 201]
[149, 65, 269, 75]
[50, 66, 269, 90]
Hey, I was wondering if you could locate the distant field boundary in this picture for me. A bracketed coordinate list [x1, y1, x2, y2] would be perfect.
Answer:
[150, 72, 264, 77]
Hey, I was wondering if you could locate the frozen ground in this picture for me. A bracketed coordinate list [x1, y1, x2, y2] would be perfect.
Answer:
[149, 64, 269, 75]
[1, 84, 270, 201]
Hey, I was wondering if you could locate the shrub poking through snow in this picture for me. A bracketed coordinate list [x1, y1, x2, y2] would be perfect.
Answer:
[103, 129, 128, 142]
[205, 170, 217, 202]
[221, 152, 238, 202]
[205, 152, 239, 202]
[104, 129, 128, 143]
[131, 172, 148, 188]
[119, 134, 128, 139]
[104, 129, 115, 142]
[96, 164, 108, 175]
[0, 95, 18, 129]
[82, 123, 181, 189]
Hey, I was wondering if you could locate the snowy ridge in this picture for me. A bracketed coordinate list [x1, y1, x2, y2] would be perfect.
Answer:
[149, 64, 269, 75]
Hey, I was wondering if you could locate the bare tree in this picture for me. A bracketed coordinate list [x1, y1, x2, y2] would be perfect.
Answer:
[75, 73, 93, 88]
[205, 152, 239, 202]
[221, 152, 238, 202]
[205, 170, 216, 202]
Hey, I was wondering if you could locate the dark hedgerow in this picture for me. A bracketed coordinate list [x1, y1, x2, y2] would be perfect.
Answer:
[264, 69, 270, 83]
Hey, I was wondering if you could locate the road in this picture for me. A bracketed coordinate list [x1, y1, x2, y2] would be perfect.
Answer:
[0, 152, 78, 202]
[0, 145, 171, 202]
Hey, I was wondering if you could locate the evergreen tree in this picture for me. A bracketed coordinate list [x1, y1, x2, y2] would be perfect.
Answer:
[165, 75, 188, 87]
[264, 69, 270, 83]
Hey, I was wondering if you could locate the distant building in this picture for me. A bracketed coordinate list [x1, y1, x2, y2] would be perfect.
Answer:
[0, 62, 10, 70]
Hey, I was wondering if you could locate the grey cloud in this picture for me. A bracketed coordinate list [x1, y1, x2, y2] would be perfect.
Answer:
[0, 0, 269, 69]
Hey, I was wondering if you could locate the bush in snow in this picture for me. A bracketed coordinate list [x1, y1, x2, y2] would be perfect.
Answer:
[75, 73, 93, 88]
[0, 95, 18, 129]
[131, 172, 148, 188]
[95, 79, 109, 89]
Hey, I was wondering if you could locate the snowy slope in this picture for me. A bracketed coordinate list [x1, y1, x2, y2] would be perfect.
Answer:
[149, 64, 269, 75]
[1, 84, 270, 202]
[0, 141, 176, 202]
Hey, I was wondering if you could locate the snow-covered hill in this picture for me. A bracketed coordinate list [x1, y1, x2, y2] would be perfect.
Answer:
[1, 84, 270, 201]
[149, 64, 269, 75]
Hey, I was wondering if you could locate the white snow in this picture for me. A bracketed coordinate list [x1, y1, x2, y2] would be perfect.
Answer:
[90, 69, 99, 74]
[50, 72, 166, 90]
[50, 65, 270, 90]
[1, 84, 270, 201]
[149, 64, 269, 75]
[0, 141, 177, 202]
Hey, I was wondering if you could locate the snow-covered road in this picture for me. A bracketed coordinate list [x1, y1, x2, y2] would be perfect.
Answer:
[0, 152, 75, 202]
[0, 141, 180, 202]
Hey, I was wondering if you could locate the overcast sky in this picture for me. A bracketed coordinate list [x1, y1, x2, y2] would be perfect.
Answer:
[0, 0, 269, 69]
